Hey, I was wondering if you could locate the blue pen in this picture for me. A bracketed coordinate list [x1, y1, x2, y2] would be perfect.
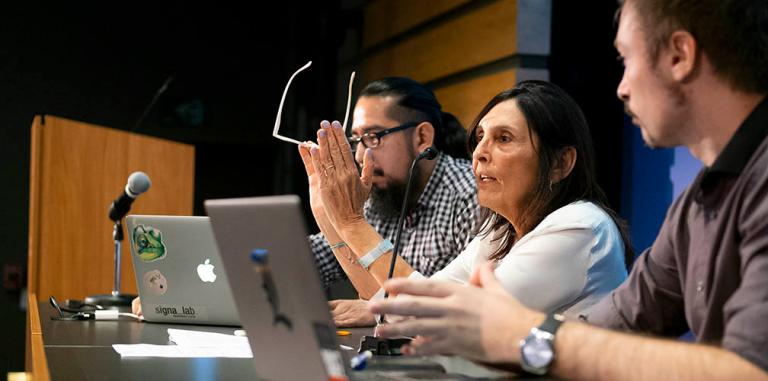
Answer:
[350, 350, 373, 371]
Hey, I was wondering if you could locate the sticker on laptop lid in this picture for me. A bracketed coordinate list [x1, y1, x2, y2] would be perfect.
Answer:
[142, 269, 168, 295]
[251, 248, 293, 330]
[132, 224, 167, 262]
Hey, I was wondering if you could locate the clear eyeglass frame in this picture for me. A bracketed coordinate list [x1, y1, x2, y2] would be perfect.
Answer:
[272, 60, 355, 145]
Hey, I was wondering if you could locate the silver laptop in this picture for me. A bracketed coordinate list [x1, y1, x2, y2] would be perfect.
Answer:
[205, 195, 352, 381]
[126, 215, 240, 326]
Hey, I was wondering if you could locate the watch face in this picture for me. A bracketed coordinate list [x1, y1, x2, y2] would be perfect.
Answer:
[522, 336, 554, 369]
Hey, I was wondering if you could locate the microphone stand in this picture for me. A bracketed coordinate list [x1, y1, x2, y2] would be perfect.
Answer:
[359, 147, 437, 355]
[84, 215, 137, 308]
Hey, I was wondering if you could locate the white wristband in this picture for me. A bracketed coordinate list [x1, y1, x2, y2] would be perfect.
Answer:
[358, 239, 394, 269]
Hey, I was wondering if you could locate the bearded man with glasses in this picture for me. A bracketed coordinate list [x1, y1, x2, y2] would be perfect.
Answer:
[303, 77, 480, 327]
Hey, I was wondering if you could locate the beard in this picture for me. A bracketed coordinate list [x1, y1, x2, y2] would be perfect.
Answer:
[368, 181, 409, 220]
[367, 147, 420, 219]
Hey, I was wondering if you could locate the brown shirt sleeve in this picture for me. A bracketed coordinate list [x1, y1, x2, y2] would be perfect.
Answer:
[723, 166, 768, 371]
[584, 198, 689, 337]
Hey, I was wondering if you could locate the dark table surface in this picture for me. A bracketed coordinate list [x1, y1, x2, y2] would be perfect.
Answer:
[39, 302, 549, 380]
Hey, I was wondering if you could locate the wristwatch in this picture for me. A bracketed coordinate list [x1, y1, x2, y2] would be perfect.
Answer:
[519, 313, 564, 375]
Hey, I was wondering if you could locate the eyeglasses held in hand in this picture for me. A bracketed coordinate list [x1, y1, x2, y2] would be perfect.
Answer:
[272, 61, 355, 145]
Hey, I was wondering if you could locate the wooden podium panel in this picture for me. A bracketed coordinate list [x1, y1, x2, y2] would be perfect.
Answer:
[27, 115, 194, 302]
[25, 293, 50, 381]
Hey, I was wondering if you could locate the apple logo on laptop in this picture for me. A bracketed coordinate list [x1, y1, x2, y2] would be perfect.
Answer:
[197, 259, 217, 283]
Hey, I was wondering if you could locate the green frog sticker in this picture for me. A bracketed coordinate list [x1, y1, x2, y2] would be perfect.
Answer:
[132, 224, 167, 262]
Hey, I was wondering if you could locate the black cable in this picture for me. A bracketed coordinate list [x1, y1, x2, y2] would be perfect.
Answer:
[378, 147, 438, 325]
[49, 296, 102, 320]
[48, 295, 141, 322]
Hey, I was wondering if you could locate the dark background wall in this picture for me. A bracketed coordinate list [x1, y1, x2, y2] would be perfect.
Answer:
[0, 1, 348, 372]
[549, 1, 626, 218]
[549, 1, 680, 257]
[0, 1, 685, 374]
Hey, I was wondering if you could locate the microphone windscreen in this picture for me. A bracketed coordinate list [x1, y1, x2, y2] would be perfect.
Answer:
[127, 171, 151, 195]
[421, 147, 438, 160]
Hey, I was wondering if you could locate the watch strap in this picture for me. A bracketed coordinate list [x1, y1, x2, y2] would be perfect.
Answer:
[539, 313, 565, 335]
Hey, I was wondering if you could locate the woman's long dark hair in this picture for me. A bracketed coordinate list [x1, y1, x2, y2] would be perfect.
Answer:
[467, 80, 633, 267]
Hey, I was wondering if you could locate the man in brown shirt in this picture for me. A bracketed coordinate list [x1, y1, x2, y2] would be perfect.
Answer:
[585, 94, 768, 366]
[367, 0, 768, 379]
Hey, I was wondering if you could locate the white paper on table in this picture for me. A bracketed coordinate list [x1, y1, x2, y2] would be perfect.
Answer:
[113, 344, 253, 358]
[112, 328, 253, 358]
[167, 328, 250, 347]
[113, 328, 353, 358]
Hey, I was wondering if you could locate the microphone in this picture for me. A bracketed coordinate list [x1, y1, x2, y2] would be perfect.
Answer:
[416, 146, 438, 161]
[87, 171, 151, 307]
[108, 172, 151, 221]
[359, 147, 438, 356]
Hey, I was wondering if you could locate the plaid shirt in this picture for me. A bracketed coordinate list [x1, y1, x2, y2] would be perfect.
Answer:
[309, 153, 480, 287]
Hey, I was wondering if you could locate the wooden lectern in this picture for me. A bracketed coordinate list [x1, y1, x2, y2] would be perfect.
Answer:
[25, 115, 195, 377]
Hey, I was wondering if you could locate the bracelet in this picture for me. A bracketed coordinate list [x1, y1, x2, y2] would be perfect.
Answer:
[329, 242, 356, 265]
[329, 242, 347, 250]
[358, 239, 394, 269]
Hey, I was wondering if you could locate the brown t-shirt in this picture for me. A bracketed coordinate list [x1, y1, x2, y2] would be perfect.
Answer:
[586, 96, 768, 371]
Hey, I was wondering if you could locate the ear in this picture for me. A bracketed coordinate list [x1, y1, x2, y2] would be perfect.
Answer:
[551, 146, 577, 184]
[412, 121, 436, 153]
[666, 30, 698, 82]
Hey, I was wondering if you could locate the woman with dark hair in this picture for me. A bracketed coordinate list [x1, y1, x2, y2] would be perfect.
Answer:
[304, 80, 629, 323]
[467, 80, 633, 268]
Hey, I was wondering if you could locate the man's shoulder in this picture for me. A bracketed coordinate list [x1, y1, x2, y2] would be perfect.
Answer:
[743, 132, 768, 180]
[735, 133, 768, 226]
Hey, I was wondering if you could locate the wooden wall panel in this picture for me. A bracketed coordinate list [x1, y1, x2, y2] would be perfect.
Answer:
[434, 69, 517, 128]
[363, 0, 471, 48]
[362, 0, 517, 84]
[28, 116, 194, 302]
[356, 0, 551, 132]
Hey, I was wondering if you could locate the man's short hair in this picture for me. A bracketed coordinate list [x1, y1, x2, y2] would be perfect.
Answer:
[620, 0, 768, 93]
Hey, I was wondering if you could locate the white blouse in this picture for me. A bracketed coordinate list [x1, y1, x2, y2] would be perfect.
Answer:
[418, 200, 628, 318]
